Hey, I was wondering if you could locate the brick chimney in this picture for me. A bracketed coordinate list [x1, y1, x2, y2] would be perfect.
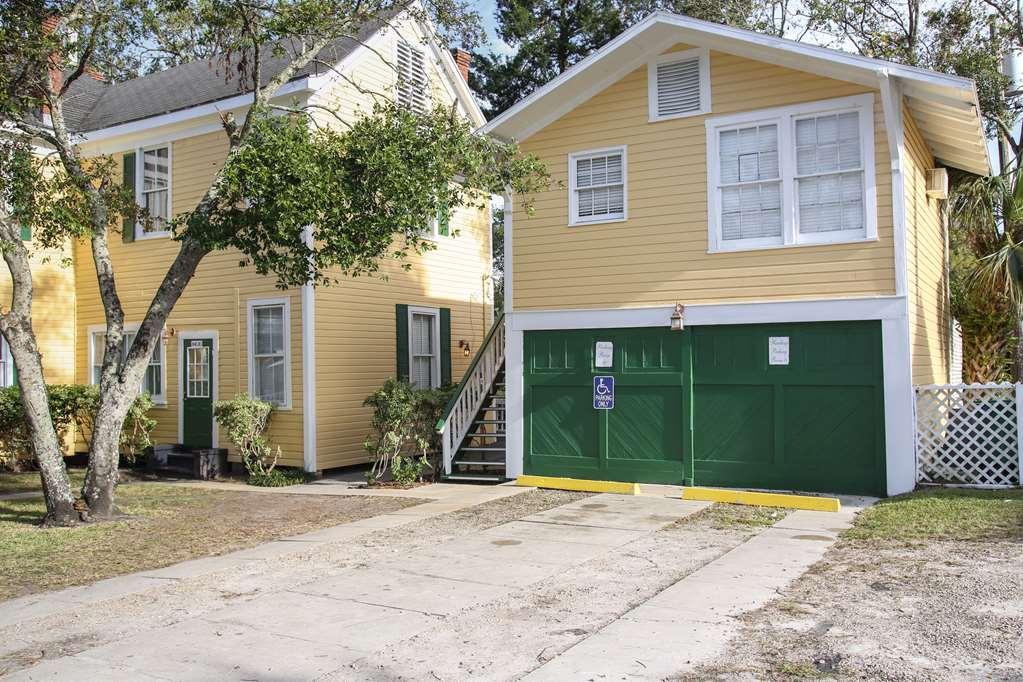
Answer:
[453, 49, 471, 82]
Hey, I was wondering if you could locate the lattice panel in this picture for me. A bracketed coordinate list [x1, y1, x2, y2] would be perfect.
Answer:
[915, 384, 1021, 487]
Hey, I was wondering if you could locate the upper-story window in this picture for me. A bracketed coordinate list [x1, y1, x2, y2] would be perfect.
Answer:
[569, 147, 627, 226]
[706, 93, 876, 252]
[133, 144, 171, 240]
[648, 48, 711, 122]
[396, 40, 428, 114]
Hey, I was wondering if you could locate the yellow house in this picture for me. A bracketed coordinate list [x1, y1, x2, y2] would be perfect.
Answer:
[9, 16, 493, 473]
[449, 13, 989, 496]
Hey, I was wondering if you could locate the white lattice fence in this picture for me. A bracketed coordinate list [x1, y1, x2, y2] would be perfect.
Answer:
[915, 384, 1022, 488]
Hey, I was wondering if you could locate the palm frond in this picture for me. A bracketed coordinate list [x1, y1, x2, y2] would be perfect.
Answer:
[971, 235, 1023, 307]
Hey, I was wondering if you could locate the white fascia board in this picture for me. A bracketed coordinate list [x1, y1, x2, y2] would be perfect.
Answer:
[78, 78, 314, 151]
[507, 296, 908, 332]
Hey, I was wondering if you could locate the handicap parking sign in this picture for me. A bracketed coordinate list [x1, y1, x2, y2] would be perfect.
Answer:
[593, 376, 614, 410]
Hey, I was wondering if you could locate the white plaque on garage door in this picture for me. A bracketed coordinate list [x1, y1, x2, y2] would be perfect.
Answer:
[768, 336, 790, 365]
[595, 341, 614, 368]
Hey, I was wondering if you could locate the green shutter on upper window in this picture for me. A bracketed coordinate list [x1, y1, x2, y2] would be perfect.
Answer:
[19, 224, 30, 241]
[395, 304, 409, 381]
[437, 202, 450, 237]
[440, 307, 451, 385]
[122, 152, 136, 243]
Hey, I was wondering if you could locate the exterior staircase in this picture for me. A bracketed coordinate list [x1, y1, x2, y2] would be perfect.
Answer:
[436, 315, 507, 483]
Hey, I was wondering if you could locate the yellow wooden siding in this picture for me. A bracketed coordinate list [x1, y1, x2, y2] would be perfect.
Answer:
[903, 108, 949, 385]
[512, 46, 896, 310]
[314, 204, 493, 469]
[310, 19, 493, 470]
[73, 131, 306, 466]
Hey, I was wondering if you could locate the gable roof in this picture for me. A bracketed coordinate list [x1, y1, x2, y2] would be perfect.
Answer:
[483, 12, 990, 176]
[65, 13, 484, 137]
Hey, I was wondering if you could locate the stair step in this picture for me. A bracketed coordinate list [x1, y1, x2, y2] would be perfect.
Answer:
[460, 446, 505, 452]
[475, 419, 505, 425]
[444, 473, 504, 482]
[453, 459, 505, 467]
[466, 432, 505, 438]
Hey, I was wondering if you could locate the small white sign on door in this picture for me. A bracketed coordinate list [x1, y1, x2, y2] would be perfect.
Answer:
[595, 341, 614, 368]
[768, 336, 790, 366]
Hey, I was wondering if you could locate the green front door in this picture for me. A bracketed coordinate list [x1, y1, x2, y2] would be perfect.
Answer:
[523, 328, 686, 484]
[182, 337, 214, 449]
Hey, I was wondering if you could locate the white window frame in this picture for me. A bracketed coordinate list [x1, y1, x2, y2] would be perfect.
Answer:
[395, 39, 428, 114]
[135, 143, 173, 240]
[0, 336, 13, 387]
[647, 48, 712, 123]
[568, 146, 628, 227]
[705, 93, 877, 253]
[87, 323, 167, 405]
[407, 305, 441, 390]
[246, 297, 292, 409]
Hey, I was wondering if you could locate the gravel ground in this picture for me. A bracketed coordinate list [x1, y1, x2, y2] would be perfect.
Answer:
[339, 503, 787, 681]
[0, 489, 587, 676]
[676, 538, 1023, 681]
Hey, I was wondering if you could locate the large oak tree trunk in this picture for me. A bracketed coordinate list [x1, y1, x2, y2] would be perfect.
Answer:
[82, 388, 136, 518]
[0, 223, 77, 526]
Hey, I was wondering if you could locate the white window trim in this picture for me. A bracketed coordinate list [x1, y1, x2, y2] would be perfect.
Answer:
[134, 143, 173, 241]
[0, 336, 13, 388]
[246, 297, 293, 409]
[87, 323, 168, 405]
[647, 47, 711, 123]
[568, 145, 628, 227]
[177, 330, 219, 449]
[705, 93, 877, 254]
[407, 305, 441, 389]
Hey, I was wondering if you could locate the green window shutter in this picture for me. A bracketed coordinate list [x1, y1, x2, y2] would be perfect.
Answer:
[437, 202, 450, 237]
[122, 152, 136, 243]
[19, 224, 30, 241]
[440, 307, 451, 385]
[395, 304, 409, 381]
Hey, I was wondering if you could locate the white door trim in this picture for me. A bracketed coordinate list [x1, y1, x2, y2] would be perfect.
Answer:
[177, 330, 219, 449]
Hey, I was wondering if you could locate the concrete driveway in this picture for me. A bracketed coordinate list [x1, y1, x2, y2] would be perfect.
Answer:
[0, 485, 865, 681]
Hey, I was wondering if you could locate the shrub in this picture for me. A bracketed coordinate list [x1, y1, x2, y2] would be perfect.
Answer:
[213, 393, 282, 481]
[391, 454, 428, 486]
[247, 468, 308, 487]
[0, 384, 156, 470]
[362, 378, 454, 483]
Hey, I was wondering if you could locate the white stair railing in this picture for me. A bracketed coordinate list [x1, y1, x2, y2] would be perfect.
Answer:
[436, 315, 505, 476]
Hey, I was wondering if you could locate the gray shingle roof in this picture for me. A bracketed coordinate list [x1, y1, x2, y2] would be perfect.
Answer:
[64, 22, 383, 133]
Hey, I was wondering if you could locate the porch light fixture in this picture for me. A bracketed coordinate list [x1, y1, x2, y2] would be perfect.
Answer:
[459, 340, 472, 357]
[670, 303, 685, 332]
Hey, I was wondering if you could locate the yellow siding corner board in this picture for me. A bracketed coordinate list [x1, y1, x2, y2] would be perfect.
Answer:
[682, 486, 841, 512]
[516, 475, 641, 495]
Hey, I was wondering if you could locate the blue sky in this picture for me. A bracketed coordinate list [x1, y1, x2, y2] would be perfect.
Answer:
[477, 0, 515, 56]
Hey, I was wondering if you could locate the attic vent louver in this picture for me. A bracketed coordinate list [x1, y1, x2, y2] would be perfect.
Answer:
[655, 57, 701, 118]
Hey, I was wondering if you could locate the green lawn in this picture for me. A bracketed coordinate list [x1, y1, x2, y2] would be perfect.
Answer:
[846, 487, 1023, 541]
[0, 469, 88, 496]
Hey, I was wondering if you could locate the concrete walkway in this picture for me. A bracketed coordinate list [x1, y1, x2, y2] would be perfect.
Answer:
[522, 499, 869, 680]
[2, 486, 870, 681]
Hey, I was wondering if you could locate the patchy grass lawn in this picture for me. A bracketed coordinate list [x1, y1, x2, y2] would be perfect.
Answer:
[0, 469, 89, 496]
[0, 483, 424, 601]
[696, 502, 789, 529]
[846, 486, 1023, 541]
[680, 487, 1023, 681]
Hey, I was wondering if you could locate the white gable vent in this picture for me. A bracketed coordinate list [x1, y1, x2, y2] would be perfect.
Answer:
[648, 48, 710, 122]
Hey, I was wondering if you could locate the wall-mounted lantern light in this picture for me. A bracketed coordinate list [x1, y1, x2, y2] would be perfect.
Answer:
[459, 340, 472, 357]
[670, 303, 684, 332]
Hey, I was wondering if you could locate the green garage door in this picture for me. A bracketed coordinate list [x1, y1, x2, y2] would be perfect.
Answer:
[692, 321, 886, 496]
[523, 328, 686, 484]
[523, 321, 886, 496]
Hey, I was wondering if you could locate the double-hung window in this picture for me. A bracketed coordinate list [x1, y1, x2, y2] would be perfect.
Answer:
[569, 147, 627, 226]
[90, 328, 164, 402]
[137, 145, 171, 238]
[248, 299, 290, 407]
[706, 94, 876, 252]
[396, 40, 428, 113]
[407, 306, 440, 389]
